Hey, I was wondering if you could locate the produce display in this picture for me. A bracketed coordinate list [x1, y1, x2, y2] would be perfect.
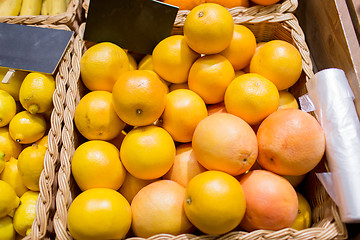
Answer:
[0, 0, 70, 17]
[0, 68, 55, 239]
[63, 3, 318, 239]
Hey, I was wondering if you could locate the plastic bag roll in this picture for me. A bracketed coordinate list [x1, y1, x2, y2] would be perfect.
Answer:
[306, 68, 360, 223]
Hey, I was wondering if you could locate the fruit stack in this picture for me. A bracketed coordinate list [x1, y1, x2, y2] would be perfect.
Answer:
[0, 25, 72, 240]
[0, 0, 82, 32]
[54, 4, 345, 240]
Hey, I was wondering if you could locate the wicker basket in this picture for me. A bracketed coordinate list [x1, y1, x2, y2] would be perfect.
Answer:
[53, 11, 348, 240]
[0, 0, 83, 32]
[82, 0, 298, 19]
[10, 24, 75, 240]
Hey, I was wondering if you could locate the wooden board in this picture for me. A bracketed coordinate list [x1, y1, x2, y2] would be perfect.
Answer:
[296, 0, 360, 116]
[346, 0, 360, 43]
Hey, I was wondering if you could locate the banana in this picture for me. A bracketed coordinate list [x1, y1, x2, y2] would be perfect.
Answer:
[49, 0, 67, 15]
[19, 0, 42, 15]
[0, 0, 23, 17]
[41, 0, 49, 15]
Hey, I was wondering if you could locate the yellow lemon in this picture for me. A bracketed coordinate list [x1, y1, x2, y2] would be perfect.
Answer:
[74, 91, 126, 140]
[0, 157, 28, 197]
[19, 73, 55, 114]
[17, 144, 46, 191]
[35, 135, 48, 149]
[0, 68, 28, 101]
[278, 90, 299, 110]
[0, 90, 16, 127]
[13, 191, 39, 237]
[184, 171, 246, 235]
[120, 125, 175, 180]
[67, 188, 131, 240]
[0, 151, 4, 174]
[0, 216, 16, 240]
[71, 140, 126, 191]
[80, 42, 129, 92]
[9, 111, 46, 144]
[0, 127, 22, 162]
[0, 180, 20, 218]
[127, 52, 138, 71]
[291, 193, 312, 230]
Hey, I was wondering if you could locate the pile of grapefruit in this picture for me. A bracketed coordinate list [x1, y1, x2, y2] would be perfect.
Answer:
[68, 3, 323, 239]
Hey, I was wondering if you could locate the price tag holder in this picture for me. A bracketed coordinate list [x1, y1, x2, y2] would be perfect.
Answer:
[0, 22, 73, 79]
[84, 0, 179, 55]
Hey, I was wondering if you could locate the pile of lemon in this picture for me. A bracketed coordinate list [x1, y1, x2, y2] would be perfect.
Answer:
[0, 68, 55, 239]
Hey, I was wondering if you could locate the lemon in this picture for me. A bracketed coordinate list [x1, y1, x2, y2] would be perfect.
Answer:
[35, 135, 48, 149]
[67, 188, 131, 240]
[0, 128, 22, 162]
[19, 73, 55, 114]
[80, 42, 129, 92]
[17, 144, 46, 191]
[0, 216, 16, 240]
[0, 68, 28, 101]
[291, 192, 312, 230]
[0, 180, 20, 218]
[13, 191, 39, 236]
[9, 111, 46, 144]
[0, 90, 16, 127]
[0, 157, 28, 197]
[0, 151, 4, 174]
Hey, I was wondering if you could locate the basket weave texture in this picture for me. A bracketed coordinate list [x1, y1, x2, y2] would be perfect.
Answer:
[82, 0, 298, 18]
[0, 0, 82, 32]
[54, 10, 348, 240]
[15, 25, 74, 240]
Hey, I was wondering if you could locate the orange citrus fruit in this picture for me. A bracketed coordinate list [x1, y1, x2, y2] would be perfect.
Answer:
[257, 108, 325, 176]
[80, 42, 129, 92]
[224, 73, 279, 125]
[250, 40, 302, 90]
[238, 170, 298, 231]
[138, 55, 153, 71]
[282, 174, 306, 187]
[278, 90, 299, 109]
[184, 3, 234, 54]
[192, 113, 258, 176]
[112, 70, 167, 126]
[220, 25, 256, 70]
[106, 131, 126, 149]
[169, 82, 188, 92]
[251, 0, 281, 5]
[120, 125, 175, 180]
[188, 54, 235, 104]
[131, 180, 194, 237]
[118, 172, 158, 203]
[207, 102, 227, 115]
[68, 188, 131, 240]
[74, 91, 126, 140]
[235, 70, 246, 78]
[184, 170, 246, 235]
[127, 52, 138, 71]
[71, 140, 126, 191]
[163, 143, 207, 187]
[162, 0, 205, 10]
[152, 35, 200, 84]
[161, 89, 208, 143]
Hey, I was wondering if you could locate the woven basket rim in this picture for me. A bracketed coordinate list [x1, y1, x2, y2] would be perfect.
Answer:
[0, 0, 81, 30]
[54, 11, 347, 240]
[82, 0, 298, 18]
[13, 24, 74, 240]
